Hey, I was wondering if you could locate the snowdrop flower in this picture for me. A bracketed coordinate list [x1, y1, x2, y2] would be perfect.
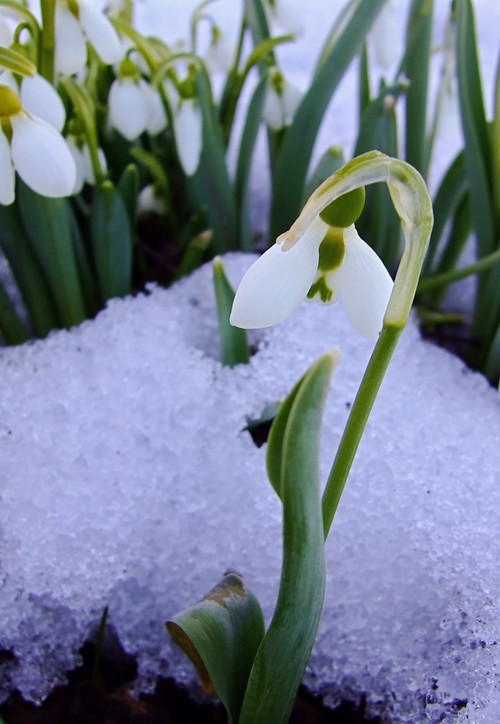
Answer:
[54, 0, 122, 76]
[19, 73, 66, 131]
[263, 0, 303, 36]
[0, 83, 76, 204]
[138, 184, 167, 215]
[203, 26, 235, 74]
[262, 69, 302, 131]
[66, 135, 107, 192]
[108, 59, 166, 140]
[370, 0, 399, 69]
[172, 97, 203, 176]
[231, 190, 393, 341]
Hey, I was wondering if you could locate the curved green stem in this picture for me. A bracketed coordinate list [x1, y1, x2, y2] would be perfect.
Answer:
[277, 152, 433, 538]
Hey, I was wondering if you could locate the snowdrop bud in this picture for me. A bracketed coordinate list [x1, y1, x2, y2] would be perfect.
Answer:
[204, 26, 235, 74]
[264, 0, 304, 36]
[262, 70, 302, 131]
[20, 74, 66, 131]
[108, 59, 148, 140]
[0, 129, 14, 204]
[371, 0, 399, 69]
[138, 184, 167, 215]
[173, 98, 203, 176]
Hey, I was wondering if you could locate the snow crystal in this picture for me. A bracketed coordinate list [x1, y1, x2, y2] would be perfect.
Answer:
[0, 253, 499, 723]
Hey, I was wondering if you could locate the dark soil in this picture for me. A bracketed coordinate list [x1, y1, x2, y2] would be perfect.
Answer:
[0, 632, 380, 724]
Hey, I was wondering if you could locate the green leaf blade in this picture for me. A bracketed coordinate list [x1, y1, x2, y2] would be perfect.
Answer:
[240, 351, 338, 724]
[166, 572, 265, 724]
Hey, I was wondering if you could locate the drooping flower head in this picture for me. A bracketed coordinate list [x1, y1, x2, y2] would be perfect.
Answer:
[55, 0, 122, 75]
[0, 82, 76, 204]
[230, 184, 394, 341]
[262, 69, 302, 132]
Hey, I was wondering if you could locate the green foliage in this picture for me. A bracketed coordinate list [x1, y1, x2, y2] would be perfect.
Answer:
[212, 257, 250, 367]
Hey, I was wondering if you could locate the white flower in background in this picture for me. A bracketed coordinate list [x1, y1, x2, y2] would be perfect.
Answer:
[262, 69, 302, 131]
[0, 11, 12, 46]
[371, 0, 399, 69]
[138, 184, 167, 215]
[203, 26, 235, 74]
[263, 0, 303, 35]
[54, 0, 122, 76]
[66, 135, 107, 192]
[0, 83, 76, 204]
[172, 97, 203, 176]
[230, 215, 393, 341]
[108, 59, 166, 140]
[164, 77, 203, 176]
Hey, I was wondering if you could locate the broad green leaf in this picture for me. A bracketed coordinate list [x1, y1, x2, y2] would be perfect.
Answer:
[234, 70, 270, 250]
[212, 258, 250, 367]
[0, 203, 58, 338]
[239, 351, 338, 724]
[90, 181, 133, 302]
[400, 0, 433, 174]
[166, 572, 265, 724]
[117, 164, 139, 231]
[0, 281, 28, 345]
[269, 0, 386, 241]
[17, 182, 87, 329]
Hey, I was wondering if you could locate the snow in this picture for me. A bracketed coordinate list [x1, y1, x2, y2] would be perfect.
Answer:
[1, 1, 500, 722]
[1, 253, 500, 722]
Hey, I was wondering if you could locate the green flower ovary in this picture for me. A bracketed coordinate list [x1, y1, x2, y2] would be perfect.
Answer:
[0, 85, 21, 117]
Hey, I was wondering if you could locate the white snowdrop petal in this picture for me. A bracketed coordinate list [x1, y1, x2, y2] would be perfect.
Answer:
[108, 79, 148, 140]
[339, 225, 394, 341]
[81, 143, 107, 184]
[141, 81, 167, 135]
[0, 70, 18, 93]
[10, 114, 76, 197]
[371, 0, 399, 68]
[138, 184, 167, 215]
[0, 130, 15, 205]
[230, 216, 327, 329]
[66, 136, 85, 193]
[281, 80, 302, 124]
[204, 33, 235, 74]
[271, 0, 304, 35]
[54, 5, 87, 75]
[78, 0, 123, 64]
[173, 99, 202, 176]
[20, 74, 66, 131]
[262, 86, 283, 131]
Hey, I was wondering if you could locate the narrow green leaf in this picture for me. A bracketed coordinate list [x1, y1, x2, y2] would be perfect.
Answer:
[17, 182, 87, 329]
[243, 0, 272, 49]
[166, 572, 265, 724]
[269, 0, 386, 241]
[423, 150, 467, 274]
[401, 0, 433, 174]
[239, 351, 338, 724]
[358, 41, 370, 116]
[0, 281, 29, 345]
[185, 66, 237, 255]
[90, 181, 133, 302]
[213, 258, 250, 367]
[174, 230, 212, 280]
[0, 203, 58, 338]
[235, 70, 270, 251]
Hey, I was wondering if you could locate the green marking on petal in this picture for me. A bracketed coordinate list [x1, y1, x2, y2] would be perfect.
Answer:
[307, 276, 333, 303]
[317, 227, 345, 272]
[319, 186, 366, 228]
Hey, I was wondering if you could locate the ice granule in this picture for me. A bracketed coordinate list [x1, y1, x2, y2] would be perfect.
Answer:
[0, 253, 499, 722]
